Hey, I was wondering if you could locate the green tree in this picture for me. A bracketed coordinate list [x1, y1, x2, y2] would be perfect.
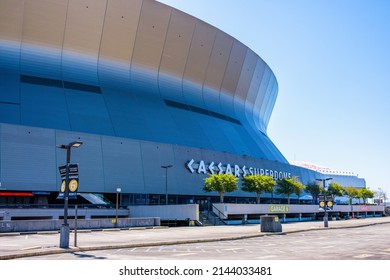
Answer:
[203, 173, 238, 203]
[275, 176, 306, 204]
[357, 188, 375, 205]
[344, 186, 359, 218]
[241, 175, 277, 204]
[327, 182, 344, 197]
[305, 182, 321, 204]
[343, 186, 359, 205]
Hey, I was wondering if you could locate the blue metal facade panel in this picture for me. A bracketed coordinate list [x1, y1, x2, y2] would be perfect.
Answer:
[0, 104, 20, 125]
[20, 84, 70, 130]
[100, 90, 151, 140]
[228, 125, 266, 158]
[140, 142, 171, 193]
[166, 106, 213, 149]
[65, 90, 114, 136]
[101, 137, 145, 193]
[192, 114, 234, 154]
[135, 94, 183, 144]
[0, 71, 20, 104]
[1, 125, 57, 190]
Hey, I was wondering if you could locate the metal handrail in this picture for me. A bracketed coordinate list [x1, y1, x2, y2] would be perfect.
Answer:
[211, 204, 228, 225]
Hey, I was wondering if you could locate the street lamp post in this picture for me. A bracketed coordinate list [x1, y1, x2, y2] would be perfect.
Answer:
[115, 186, 122, 228]
[350, 198, 354, 219]
[58, 141, 83, 249]
[316, 177, 333, 228]
[161, 165, 173, 205]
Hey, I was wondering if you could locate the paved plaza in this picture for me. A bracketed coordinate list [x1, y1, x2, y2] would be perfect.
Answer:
[1, 217, 390, 260]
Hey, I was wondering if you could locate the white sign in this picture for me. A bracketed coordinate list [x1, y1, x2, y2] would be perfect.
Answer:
[186, 159, 292, 180]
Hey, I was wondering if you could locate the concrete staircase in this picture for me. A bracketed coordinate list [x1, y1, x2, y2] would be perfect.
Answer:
[198, 211, 226, 226]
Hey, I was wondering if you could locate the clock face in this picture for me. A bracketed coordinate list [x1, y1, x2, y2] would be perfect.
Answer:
[320, 201, 325, 207]
[61, 181, 65, 192]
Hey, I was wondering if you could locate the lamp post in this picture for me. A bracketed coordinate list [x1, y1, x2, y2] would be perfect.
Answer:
[161, 165, 173, 205]
[58, 141, 83, 249]
[316, 177, 333, 228]
[115, 186, 122, 228]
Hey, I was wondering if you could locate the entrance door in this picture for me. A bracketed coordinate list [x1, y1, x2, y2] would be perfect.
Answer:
[195, 197, 211, 212]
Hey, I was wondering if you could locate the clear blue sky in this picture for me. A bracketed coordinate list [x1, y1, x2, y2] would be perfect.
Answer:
[158, 0, 390, 199]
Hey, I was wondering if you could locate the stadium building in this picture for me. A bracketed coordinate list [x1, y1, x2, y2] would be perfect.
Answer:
[0, 0, 365, 210]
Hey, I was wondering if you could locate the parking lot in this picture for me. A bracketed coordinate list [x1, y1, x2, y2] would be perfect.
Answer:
[15, 222, 390, 260]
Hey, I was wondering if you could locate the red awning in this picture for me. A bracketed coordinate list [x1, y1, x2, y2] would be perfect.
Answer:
[0, 192, 34, 197]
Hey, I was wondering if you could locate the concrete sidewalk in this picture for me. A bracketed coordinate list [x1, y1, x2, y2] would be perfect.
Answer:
[1, 217, 390, 260]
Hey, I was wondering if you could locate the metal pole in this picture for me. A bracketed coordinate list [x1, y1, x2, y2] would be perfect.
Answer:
[115, 190, 119, 227]
[64, 147, 71, 226]
[351, 199, 354, 219]
[322, 178, 332, 227]
[74, 205, 78, 247]
[316, 177, 332, 228]
[60, 147, 71, 248]
[161, 165, 172, 205]
[323, 179, 328, 228]
[58, 141, 82, 249]
[165, 168, 168, 205]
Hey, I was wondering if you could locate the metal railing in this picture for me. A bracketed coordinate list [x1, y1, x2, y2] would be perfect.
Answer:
[211, 204, 228, 225]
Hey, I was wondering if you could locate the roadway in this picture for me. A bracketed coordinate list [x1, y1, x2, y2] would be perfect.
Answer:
[15, 222, 390, 260]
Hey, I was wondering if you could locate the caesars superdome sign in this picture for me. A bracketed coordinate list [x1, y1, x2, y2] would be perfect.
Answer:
[186, 159, 292, 180]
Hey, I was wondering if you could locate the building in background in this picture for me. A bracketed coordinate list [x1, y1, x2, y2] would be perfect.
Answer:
[0, 0, 365, 209]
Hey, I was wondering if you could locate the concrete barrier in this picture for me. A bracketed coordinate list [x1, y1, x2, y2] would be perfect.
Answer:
[260, 215, 282, 232]
[213, 203, 385, 222]
[0, 217, 160, 233]
[128, 204, 199, 221]
[0, 207, 130, 221]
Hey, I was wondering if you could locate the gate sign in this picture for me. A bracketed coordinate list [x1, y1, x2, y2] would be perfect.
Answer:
[319, 195, 334, 210]
[57, 163, 79, 199]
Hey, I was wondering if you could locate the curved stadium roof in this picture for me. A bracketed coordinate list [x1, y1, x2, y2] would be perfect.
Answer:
[0, 0, 286, 162]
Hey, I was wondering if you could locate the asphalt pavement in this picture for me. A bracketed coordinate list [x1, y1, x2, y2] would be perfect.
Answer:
[1, 216, 390, 260]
